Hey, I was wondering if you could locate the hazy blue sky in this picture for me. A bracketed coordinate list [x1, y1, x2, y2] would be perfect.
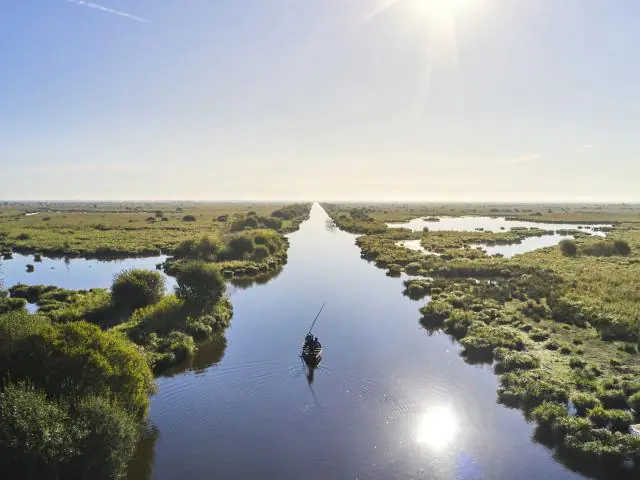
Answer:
[2, 0, 639, 201]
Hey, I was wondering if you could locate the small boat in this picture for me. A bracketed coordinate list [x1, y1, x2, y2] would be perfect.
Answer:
[302, 340, 323, 364]
[301, 303, 325, 364]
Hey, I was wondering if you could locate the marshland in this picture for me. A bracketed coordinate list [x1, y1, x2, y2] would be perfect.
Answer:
[2, 201, 640, 479]
[5, 1, 640, 479]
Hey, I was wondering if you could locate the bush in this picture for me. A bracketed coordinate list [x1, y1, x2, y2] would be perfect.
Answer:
[544, 339, 561, 351]
[569, 356, 586, 369]
[386, 264, 402, 277]
[111, 269, 165, 312]
[252, 245, 270, 261]
[499, 370, 569, 409]
[529, 328, 550, 342]
[175, 262, 226, 310]
[494, 351, 540, 373]
[588, 406, 634, 432]
[419, 300, 450, 327]
[126, 295, 184, 340]
[0, 313, 155, 417]
[629, 392, 640, 411]
[599, 389, 628, 409]
[72, 396, 139, 479]
[531, 401, 568, 428]
[226, 235, 255, 259]
[612, 240, 631, 255]
[175, 235, 224, 261]
[0, 382, 76, 473]
[0, 297, 27, 314]
[560, 239, 578, 256]
[571, 392, 601, 416]
[182, 215, 196, 222]
[0, 383, 140, 479]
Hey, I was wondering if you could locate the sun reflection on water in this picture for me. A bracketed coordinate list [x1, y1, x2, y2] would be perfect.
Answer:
[415, 405, 459, 450]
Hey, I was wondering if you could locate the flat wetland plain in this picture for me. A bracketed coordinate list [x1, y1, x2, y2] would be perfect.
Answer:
[1, 200, 640, 479]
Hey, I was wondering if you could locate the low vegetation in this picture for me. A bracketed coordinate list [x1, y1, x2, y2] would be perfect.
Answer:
[0, 310, 155, 478]
[0, 201, 310, 258]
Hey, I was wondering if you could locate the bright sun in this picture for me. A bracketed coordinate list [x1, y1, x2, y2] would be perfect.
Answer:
[414, 0, 478, 18]
[415, 405, 459, 450]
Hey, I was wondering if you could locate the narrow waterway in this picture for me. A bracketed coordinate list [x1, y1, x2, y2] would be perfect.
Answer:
[129, 204, 590, 480]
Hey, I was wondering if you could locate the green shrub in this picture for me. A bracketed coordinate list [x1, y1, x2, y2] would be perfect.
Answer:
[0, 382, 76, 473]
[0, 313, 155, 417]
[111, 269, 165, 312]
[0, 382, 140, 479]
[127, 295, 185, 340]
[599, 389, 628, 409]
[495, 351, 540, 373]
[571, 392, 600, 416]
[529, 328, 550, 342]
[445, 310, 479, 339]
[226, 234, 255, 259]
[629, 392, 640, 411]
[252, 245, 270, 261]
[175, 262, 225, 310]
[71, 396, 139, 479]
[499, 370, 569, 409]
[551, 415, 592, 439]
[612, 240, 631, 255]
[419, 300, 450, 327]
[588, 406, 634, 432]
[569, 357, 586, 369]
[386, 264, 402, 276]
[560, 239, 577, 256]
[0, 297, 27, 314]
[544, 339, 561, 350]
[531, 401, 568, 428]
[9, 284, 57, 303]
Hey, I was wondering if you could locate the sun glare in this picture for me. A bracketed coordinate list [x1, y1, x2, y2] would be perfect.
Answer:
[415, 405, 459, 450]
[413, 0, 479, 19]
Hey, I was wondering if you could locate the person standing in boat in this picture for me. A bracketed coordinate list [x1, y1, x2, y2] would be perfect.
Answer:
[305, 333, 314, 348]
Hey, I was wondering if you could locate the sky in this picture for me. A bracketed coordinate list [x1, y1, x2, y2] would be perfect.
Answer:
[2, 0, 640, 201]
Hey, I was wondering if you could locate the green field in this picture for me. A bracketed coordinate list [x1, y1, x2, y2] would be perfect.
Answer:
[0, 202, 311, 258]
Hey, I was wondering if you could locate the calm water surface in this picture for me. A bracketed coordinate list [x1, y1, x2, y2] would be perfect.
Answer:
[390, 216, 609, 259]
[388, 216, 610, 233]
[126, 204, 594, 480]
[0, 254, 174, 291]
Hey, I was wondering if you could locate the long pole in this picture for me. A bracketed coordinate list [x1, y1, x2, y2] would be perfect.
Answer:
[307, 303, 326, 334]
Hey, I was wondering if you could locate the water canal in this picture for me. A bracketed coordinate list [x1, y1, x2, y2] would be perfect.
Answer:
[124, 204, 593, 480]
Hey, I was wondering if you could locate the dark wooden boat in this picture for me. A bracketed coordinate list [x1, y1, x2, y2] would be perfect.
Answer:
[301, 303, 325, 364]
[301, 343, 323, 364]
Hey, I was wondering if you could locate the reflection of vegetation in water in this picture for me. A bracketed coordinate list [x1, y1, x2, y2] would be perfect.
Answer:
[126, 422, 160, 480]
[160, 335, 228, 378]
[229, 266, 283, 290]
